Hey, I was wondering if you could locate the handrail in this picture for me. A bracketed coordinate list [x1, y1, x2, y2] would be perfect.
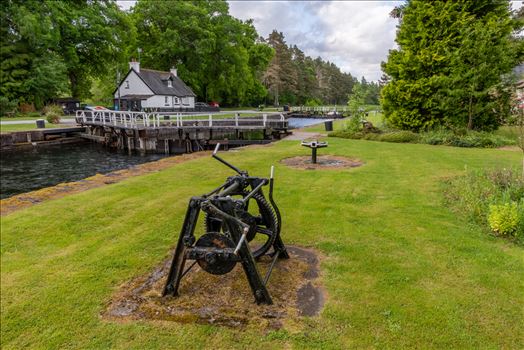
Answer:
[74, 110, 288, 130]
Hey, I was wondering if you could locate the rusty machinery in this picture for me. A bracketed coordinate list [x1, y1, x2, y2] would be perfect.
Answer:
[301, 140, 328, 164]
[163, 144, 289, 304]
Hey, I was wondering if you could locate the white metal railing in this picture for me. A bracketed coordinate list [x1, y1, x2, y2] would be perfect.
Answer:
[289, 106, 349, 113]
[75, 110, 286, 129]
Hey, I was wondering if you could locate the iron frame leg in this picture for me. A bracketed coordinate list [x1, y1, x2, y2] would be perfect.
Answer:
[163, 197, 202, 296]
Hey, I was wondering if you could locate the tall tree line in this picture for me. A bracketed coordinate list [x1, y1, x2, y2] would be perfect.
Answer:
[263, 30, 357, 106]
[1, 0, 361, 113]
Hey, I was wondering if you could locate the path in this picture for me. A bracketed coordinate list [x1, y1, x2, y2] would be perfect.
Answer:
[284, 130, 327, 140]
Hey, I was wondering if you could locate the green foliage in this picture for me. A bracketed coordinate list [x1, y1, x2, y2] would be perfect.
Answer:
[488, 202, 520, 236]
[132, 0, 270, 106]
[445, 168, 524, 240]
[1, 0, 135, 102]
[348, 82, 366, 118]
[0, 96, 18, 117]
[263, 31, 355, 106]
[43, 104, 63, 124]
[331, 126, 514, 148]
[419, 129, 515, 148]
[382, 0, 523, 131]
[304, 98, 322, 107]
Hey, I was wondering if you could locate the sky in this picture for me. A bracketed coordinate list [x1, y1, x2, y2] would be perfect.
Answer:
[117, 0, 523, 82]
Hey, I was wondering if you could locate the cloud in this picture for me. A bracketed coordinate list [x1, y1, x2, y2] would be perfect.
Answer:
[229, 1, 400, 81]
[119, 0, 523, 80]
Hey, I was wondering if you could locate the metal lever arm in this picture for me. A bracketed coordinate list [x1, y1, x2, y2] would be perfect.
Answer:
[212, 143, 243, 175]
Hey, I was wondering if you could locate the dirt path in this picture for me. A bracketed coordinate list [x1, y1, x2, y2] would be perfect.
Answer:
[0, 152, 210, 216]
[283, 131, 327, 141]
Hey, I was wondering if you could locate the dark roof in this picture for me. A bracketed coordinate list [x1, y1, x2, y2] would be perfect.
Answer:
[136, 69, 196, 97]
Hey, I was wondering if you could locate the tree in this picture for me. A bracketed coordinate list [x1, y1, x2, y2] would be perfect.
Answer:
[348, 82, 366, 117]
[132, 0, 272, 106]
[0, 0, 134, 105]
[381, 0, 522, 131]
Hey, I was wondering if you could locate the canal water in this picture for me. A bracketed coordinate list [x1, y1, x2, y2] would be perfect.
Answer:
[0, 142, 163, 199]
[0, 118, 328, 199]
[287, 117, 330, 129]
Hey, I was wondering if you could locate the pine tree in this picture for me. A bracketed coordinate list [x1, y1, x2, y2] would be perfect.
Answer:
[382, 0, 522, 131]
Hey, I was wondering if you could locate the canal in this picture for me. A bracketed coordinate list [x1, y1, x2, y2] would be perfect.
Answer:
[0, 142, 163, 199]
[0, 118, 328, 199]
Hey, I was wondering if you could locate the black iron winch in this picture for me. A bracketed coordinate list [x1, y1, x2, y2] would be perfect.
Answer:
[162, 144, 289, 305]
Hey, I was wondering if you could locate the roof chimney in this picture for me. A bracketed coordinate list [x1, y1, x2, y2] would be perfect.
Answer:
[170, 66, 177, 77]
[129, 58, 140, 73]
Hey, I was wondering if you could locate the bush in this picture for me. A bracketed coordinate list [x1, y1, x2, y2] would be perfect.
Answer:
[42, 104, 63, 116]
[0, 96, 18, 117]
[331, 125, 515, 149]
[43, 104, 63, 124]
[46, 114, 60, 124]
[488, 202, 520, 236]
[445, 168, 524, 241]
[304, 98, 322, 107]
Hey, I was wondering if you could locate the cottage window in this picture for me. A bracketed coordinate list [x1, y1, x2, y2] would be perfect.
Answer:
[125, 81, 129, 89]
[165, 96, 169, 106]
[182, 97, 189, 106]
[173, 97, 180, 105]
[167, 80, 172, 88]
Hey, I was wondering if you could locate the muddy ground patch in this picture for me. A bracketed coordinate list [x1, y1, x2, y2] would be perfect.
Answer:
[103, 246, 325, 330]
[281, 155, 363, 170]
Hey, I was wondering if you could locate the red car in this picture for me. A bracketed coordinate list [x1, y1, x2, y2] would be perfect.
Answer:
[208, 101, 220, 108]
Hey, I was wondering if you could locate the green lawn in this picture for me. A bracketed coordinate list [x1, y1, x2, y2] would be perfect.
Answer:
[0, 123, 70, 133]
[1, 139, 522, 349]
[303, 112, 384, 133]
[0, 115, 44, 122]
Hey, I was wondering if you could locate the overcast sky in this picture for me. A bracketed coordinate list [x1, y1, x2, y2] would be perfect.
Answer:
[118, 0, 523, 82]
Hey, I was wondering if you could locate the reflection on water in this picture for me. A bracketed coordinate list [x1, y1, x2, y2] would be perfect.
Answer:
[0, 142, 164, 199]
[287, 118, 332, 129]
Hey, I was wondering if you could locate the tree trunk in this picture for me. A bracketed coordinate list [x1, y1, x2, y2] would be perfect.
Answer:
[467, 94, 473, 130]
[69, 71, 79, 99]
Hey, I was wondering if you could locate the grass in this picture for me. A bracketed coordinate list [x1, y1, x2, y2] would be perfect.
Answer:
[0, 123, 70, 133]
[1, 139, 523, 349]
[0, 114, 44, 122]
[303, 112, 384, 133]
[495, 125, 520, 144]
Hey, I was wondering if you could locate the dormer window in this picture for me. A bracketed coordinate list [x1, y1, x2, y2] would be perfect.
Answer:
[167, 80, 172, 88]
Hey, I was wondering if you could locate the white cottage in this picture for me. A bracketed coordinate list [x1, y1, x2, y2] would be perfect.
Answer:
[114, 60, 196, 111]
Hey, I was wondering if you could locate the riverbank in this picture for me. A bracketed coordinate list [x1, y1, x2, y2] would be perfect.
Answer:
[0, 151, 208, 215]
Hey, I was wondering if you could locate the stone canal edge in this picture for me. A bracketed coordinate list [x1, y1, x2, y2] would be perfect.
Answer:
[1, 151, 211, 216]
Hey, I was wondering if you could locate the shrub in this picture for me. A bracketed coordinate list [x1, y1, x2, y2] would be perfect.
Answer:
[304, 98, 322, 107]
[445, 168, 524, 241]
[43, 104, 63, 124]
[343, 116, 362, 133]
[488, 202, 520, 236]
[46, 114, 60, 124]
[0, 96, 18, 117]
[42, 104, 64, 116]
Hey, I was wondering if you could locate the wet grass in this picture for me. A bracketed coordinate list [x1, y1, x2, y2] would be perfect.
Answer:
[1, 139, 522, 349]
